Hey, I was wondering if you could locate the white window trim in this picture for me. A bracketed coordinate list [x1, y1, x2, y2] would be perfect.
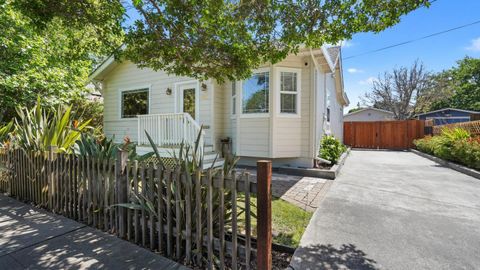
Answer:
[231, 81, 237, 119]
[119, 84, 152, 119]
[240, 67, 271, 118]
[276, 67, 301, 118]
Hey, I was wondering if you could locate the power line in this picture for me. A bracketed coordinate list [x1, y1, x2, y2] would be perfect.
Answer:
[343, 19, 480, 60]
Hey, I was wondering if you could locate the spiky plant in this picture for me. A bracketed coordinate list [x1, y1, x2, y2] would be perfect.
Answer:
[13, 97, 91, 153]
[117, 128, 243, 267]
[0, 121, 13, 149]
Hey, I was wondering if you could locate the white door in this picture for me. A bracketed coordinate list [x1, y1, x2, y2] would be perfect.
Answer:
[177, 82, 198, 120]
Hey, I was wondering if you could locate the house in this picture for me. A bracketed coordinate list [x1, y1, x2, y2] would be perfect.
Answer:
[417, 108, 480, 126]
[344, 107, 394, 122]
[89, 46, 349, 168]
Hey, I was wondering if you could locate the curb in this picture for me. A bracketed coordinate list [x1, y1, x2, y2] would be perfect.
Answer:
[410, 149, 480, 180]
[277, 148, 351, 180]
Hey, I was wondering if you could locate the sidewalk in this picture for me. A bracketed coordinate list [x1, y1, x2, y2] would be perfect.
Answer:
[0, 194, 188, 270]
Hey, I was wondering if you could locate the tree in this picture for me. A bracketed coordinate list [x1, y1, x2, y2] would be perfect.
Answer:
[0, 0, 122, 123]
[348, 102, 363, 113]
[363, 61, 430, 120]
[13, 0, 432, 82]
[427, 57, 480, 111]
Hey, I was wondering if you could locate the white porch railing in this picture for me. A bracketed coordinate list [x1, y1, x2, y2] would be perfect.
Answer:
[137, 113, 204, 154]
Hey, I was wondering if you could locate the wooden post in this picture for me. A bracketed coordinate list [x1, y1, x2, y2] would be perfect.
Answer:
[256, 160, 272, 270]
[116, 149, 129, 238]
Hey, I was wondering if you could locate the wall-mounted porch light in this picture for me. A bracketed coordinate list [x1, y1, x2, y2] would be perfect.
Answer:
[166, 87, 172, 95]
[201, 83, 208, 92]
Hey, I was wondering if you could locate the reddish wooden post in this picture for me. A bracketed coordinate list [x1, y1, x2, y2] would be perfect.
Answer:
[257, 160, 272, 270]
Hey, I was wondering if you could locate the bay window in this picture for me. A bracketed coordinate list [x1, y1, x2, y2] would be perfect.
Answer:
[242, 71, 269, 114]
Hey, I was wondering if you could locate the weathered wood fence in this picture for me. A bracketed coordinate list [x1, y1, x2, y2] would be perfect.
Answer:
[0, 149, 272, 269]
[433, 120, 480, 136]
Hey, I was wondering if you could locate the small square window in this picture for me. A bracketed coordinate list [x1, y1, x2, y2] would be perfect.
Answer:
[121, 89, 149, 118]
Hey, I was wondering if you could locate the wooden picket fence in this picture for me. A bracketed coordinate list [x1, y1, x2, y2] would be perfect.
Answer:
[0, 148, 272, 270]
[433, 120, 480, 136]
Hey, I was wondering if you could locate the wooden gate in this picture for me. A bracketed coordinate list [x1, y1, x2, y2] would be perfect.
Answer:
[344, 120, 425, 149]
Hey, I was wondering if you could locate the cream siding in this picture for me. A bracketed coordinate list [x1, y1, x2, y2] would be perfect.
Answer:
[98, 50, 346, 168]
[102, 61, 214, 144]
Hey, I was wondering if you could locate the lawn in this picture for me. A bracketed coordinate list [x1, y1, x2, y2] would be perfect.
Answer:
[238, 194, 312, 247]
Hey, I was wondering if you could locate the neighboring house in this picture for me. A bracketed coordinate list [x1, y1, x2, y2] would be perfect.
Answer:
[89, 46, 349, 168]
[344, 108, 394, 122]
[417, 108, 480, 125]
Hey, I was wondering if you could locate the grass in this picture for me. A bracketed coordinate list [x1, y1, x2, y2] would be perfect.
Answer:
[238, 194, 313, 248]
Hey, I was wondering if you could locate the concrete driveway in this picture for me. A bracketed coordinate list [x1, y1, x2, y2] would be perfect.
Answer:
[290, 150, 480, 270]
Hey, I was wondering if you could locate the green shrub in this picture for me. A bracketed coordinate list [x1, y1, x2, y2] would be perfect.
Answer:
[433, 128, 471, 161]
[414, 127, 480, 170]
[451, 138, 480, 170]
[319, 135, 347, 164]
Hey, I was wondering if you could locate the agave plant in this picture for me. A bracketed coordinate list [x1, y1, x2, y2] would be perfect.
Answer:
[76, 133, 154, 161]
[0, 121, 13, 149]
[13, 97, 91, 153]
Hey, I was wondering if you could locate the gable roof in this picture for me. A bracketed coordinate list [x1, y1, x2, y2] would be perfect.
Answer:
[417, 108, 480, 116]
[344, 107, 394, 117]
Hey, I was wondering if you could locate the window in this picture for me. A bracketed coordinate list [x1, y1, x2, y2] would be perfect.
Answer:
[231, 82, 236, 115]
[326, 87, 331, 123]
[121, 89, 149, 118]
[279, 71, 299, 114]
[242, 71, 269, 114]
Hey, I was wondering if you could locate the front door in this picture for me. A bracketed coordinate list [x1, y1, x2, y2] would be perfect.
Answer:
[178, 83, 197, 119]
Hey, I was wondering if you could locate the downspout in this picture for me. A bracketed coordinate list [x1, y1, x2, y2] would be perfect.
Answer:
[310, 49, 320, 166]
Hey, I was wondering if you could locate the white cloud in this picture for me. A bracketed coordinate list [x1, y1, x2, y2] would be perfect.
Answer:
[347, 68, 364, 74]
[466, 37, 480, 52]
[358, 76, 378, 85]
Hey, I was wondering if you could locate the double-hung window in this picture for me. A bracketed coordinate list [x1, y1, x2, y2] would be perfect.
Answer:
[242, 71, 270, 114]
[278, 69, 300, 116]
[121, 88, 149, 118]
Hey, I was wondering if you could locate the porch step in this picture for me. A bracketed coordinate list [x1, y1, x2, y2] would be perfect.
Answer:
[203, 150, 224, 169]
[204, 145, 214, 153]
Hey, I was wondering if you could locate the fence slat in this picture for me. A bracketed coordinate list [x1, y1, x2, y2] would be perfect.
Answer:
[219, 170, 225, 270]
[148, 164, 155, 250]
[207, 170, 214, 270]
[244, 173, 251, 270]
[166, 169, 173, 257]
[184, 172, 192, 264]
[195, 169, 202, 266]
[174, 169, 182, 259]
[231, 171, 238, 270]
[104, 159, 109, 231]
[157, 167, 164, 254]
[140, 163, 147, 246]
[133, 160, 140, 244]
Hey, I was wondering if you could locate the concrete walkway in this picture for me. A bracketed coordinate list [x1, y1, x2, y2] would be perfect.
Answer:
[290, 150, 480, 270]
[0, 195, 188, 269]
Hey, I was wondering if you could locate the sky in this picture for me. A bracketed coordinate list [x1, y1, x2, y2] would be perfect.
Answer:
[341, 0, 480, 112]
[123, 0, 480, 112]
